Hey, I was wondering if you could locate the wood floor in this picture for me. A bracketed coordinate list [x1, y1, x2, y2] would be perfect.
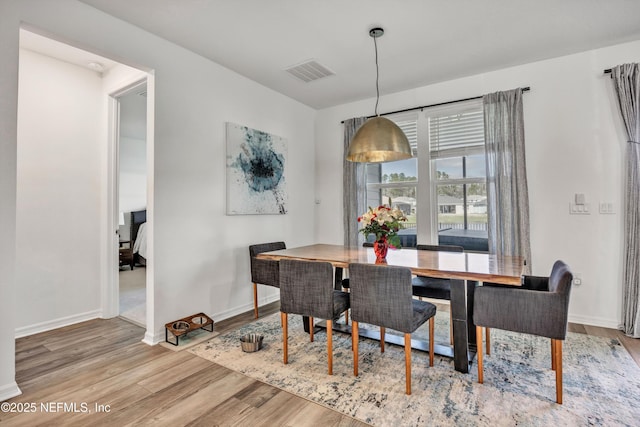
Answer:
[3, 302, 640, 426]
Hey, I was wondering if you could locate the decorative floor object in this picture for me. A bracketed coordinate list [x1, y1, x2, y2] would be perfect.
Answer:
[189, 312, 640, 427]
[165, 313, 214, 346]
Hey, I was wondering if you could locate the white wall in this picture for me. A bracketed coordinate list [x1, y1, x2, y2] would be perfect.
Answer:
[316, 40, 640, 329]
[120, 137, 147, 208]
[119, 87, 147, 217]
[15, 48, 104, 333]
[1, 0, 316, 399]
[0, 1, 21, 402]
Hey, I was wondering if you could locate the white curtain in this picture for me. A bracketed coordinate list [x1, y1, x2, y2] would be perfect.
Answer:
[483, 88, 531, 273]
[343, 117, 367, 247]
[611, 63, 640, 338]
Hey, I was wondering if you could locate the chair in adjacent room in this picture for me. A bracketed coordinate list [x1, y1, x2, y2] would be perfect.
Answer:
[411, 244, 464, 344]
[473, 260, 573, 404]
[348, 263, 436, 395]
[249, 241, 286, 319]
[279, 259, 350, 375]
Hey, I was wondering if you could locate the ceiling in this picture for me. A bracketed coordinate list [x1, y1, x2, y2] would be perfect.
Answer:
[39, 1, 640, 109]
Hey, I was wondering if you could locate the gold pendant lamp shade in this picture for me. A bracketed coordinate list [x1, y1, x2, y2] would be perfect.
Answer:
[346, 27, 412, 163]
[346, 116, 412, 163]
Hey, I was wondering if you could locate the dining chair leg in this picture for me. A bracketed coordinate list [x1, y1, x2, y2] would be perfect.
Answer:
[327, 319, 333, 375]
[486, 327, 491, 355]
[352, 321, 359, 376]
[554, 339, 563, 404]
[380, 327, 385, 353]
[476, 325, 483, 383]
[404, 333, 412, 395]
[551, 339, 557, 370]
[344, 309, 349, 325]
[282, 312, 288, 365]
[309, 317, 314, 342]
[429, 317, 435, 367]
[253, 283, 259, 319]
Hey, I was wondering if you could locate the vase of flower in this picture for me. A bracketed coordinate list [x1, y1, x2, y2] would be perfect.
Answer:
[373, 237, 389, 261]
[357, 205, 407, 260]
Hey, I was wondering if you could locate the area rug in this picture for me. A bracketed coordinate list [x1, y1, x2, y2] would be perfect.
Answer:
[189, 312, 640, 426]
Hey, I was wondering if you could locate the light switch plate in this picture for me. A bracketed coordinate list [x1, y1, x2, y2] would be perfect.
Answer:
[569, 202, 590, 215]
[599, 202, 615, 214]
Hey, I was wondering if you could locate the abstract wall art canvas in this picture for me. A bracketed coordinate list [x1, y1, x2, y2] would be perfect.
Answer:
[226, 123, 287, 215]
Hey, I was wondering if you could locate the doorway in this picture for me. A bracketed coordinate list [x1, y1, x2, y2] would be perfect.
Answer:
[115, 82, 148, 327]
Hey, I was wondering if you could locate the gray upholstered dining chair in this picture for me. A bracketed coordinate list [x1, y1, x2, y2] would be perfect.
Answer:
[333, 242, 375, 326]
[249, 241, 286, 319]
[279, 259, 350, 375]
[473, 260, 573, 404]
[348, 263, 437, 395]
[411, 244, 464, 344]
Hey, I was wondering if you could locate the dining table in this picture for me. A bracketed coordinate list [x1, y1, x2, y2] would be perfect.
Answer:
[257, 243, 525, 373]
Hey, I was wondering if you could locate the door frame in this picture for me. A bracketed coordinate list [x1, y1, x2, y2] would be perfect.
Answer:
[103, 74, 155, 344]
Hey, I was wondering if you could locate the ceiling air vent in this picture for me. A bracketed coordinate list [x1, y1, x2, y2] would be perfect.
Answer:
[285, 59, 335, 83]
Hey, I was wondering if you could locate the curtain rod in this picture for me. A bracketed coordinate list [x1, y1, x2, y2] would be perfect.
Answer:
[604, 69, 612, 74]
[340, 86, 531, 124]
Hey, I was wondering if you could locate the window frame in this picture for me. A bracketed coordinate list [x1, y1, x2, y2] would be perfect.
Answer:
[361, 99, 488, 249]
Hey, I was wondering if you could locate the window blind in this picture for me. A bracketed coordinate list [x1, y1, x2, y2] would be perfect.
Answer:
[388, 111, 418, 156]
[429, 108, 484, 158]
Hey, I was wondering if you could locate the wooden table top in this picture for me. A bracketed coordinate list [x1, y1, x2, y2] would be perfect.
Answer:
[257, 244, 524, 285]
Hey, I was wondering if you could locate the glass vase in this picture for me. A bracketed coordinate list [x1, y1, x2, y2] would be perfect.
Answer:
[373, 237, 389, 262]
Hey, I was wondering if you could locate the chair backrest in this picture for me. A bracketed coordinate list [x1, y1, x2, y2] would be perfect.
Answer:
[548, 260, 573, 295]
[279, 259, 336, 320]
[249, 242, 286, 286]
[348, 263, 414, 333]
[416, 244, 464, 253]
[548, 260, 573, 332]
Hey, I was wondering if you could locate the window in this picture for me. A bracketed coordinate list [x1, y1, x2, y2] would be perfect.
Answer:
[429, 106, 488, 237]
[364, 112, 418, 247]
[362, 100, 488, 251]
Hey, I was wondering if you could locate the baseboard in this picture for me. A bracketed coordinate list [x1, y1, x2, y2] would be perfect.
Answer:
[213, 294, 280, 322]
[142, 329, 164, 346]
[14, 309, 102, 338]
[568, 313, 620, 330]
[0, 382, 22, 402]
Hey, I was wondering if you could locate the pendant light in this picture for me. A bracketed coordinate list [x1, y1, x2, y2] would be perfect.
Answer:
[346, 27, 412, 163]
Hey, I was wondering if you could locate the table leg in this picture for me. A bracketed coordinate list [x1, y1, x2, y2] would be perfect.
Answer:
[450, 279, 475, 373]
[334, 267, 344, 290]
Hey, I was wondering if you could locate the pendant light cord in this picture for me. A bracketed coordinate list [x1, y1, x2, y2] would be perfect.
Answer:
[374, 33, 380, 116]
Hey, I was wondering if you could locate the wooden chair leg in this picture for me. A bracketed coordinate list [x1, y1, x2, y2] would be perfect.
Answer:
[352, 321, 359, 376]
[380, 327, 385, 353]
[551, 339, 557, 370]
[327, 319, 333, 375]
[429, 317, 435, 367]
[345, 309, 349, 325]
[476, 325, 484, 383]
[253, 283, 259, 319]
[486, 327, 491, 355]
[405, 333, 412, 395]
[282, 312, 288, 364]
[309, 317, 314, 342]
[554, 339, 563, 404]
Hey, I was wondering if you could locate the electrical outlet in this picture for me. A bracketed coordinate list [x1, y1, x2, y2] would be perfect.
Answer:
[572, 273, 582, 286]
